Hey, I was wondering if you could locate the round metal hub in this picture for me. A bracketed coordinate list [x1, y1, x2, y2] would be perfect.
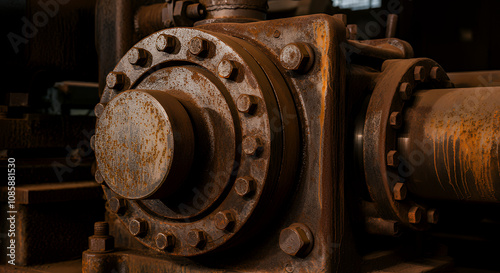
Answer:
[93, 27, 300, 256]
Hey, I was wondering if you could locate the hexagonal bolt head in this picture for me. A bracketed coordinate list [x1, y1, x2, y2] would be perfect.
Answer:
[109, 197, 127, 215]
[280, 43, 314, 72]
[186, 230, 207, 249]
[399, 82, 412, 100]
[414, 66, 427, 82]
[430, 66, 442, 81]
[389, 111, 402, 129]
[214, 210, 236, 231]
[234, 176, 256, 197]
[408, 206, 423, 224]
[94, 103, 106, 118]
[393, 183, 407, 201]
[156, 232, 176, 250]
[189, 37, 209, 56]
[236, 94, 258, 114]
[218, 60, 238, 79]
[242, 136, 263, 156]
[279, 223, 313, 257]
[106, 72, 125, 90]
[95, 170, 104, 184]
[427, 208, 439, 224]
[128, 47, 149, 66]
[386, 150, 400, 167]
[89, 222, 114, 253]
[129, 218, 148, 237]
[156, 34, 176, 53]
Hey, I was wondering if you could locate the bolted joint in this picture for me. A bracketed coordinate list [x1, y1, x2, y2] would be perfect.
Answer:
[218, 59, 238, 79]
[242, 136, 263, 156]
[408, 206, 423, 224]
[386, 150, 400, 167]
[279, 43, 315, 73]
[186, 230, 207, 249]
[128, 47, 149, 66]
[156, 34, 177, 53]
[389, 111, 402, 129]
[427, 208, 439, 224]
[156, 232, 176, 251]
[279, 223, 314, 257]
[94, 103, 106, 118]
[129, 218, 148, 237]
[186, 3, 205, 20]
[399, 82, 413, 100]
[189, 37, 209, 56]
[214, 210, 236, 231]
[236, 94, 258, 114]
[106, 72, 126, 90]
[88, 222, 114, 253]
[414, 66, 427, 82]
[234, 176, 256, 197]
[393, 183, 407, 201]
[109, 197, 127, 215]
[94, 170, 104, 184]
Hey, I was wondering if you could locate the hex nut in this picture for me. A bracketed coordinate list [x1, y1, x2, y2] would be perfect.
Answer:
[128, 47, 148, 66]
[280, 43, 314, 72]
[218, 59, 238, 79]
[430, 66, 443, 80]
[106, 72, 125, 90]
[236, 94, 258, 114]
[156, 34, 176, 53]
[393, 183, 407, 201]
[387, 150, 400, 167]
[414, 66, 427, 82]
[156, 232, 176, 250]
[129, 219, 148, 237]
[427, 208, 439, 224]
[390, 111, 402, 129]
[242, 136, 263, 156]
[279, 223, 313, 257]
[94, 103, 106, 118]
[109, 197, 127, 215]
[408, 206, 423, 224]
[234, 176, 256, 197]
[186, 230, 207, 249]
[88, 222, 114, 253]
[214, 210, 235, 231]
[399, 82, 412, 100]
[189, 37, 209, 56]
[95, 170, 104, 184]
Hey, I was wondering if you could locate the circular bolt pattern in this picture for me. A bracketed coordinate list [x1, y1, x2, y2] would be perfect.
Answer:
[414, 66, 427, 82]
[427, 209, 439, 224]
[279, 223, 313, 257]
[94, 103, 106, 118]
[279, 43, 313, 72]
[109, 197, 127, 215]
[399, 82, 412, 100]
[408, 206, 423, 224]
[106, 72, 125, 90]
[386, 150, 400, 167]
[189, 37, 209, 56]
[389, 111, 402, 129]
[156, 232, 176, 250]
[186, 230, 207, 249]
[156, 34, 176, 53]
[236, 94, 258, 114]
[128, 47, 148, 66]
[234, 176, 256, 197]
[129, 219, 148, 237]
[393, 183, 407, 201]
[95, 170, 104, 184]
[242, 136, 263, 156]
[218, 59, 237, 79]
[214, 210, 235, 231]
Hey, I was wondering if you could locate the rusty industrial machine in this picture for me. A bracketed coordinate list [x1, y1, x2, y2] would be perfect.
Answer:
[2, 0, 500, 272]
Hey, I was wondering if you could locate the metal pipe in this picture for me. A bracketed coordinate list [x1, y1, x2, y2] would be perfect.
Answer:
[398, 87, 500, 202]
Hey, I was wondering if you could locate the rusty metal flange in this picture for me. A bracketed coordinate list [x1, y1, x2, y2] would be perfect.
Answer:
[93, 27, 299, 256]
[363, 58, 452, 229]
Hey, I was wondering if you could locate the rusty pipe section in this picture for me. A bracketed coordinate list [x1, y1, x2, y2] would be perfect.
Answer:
[398, 87, 500, 202]
[199, 0, 267, 22]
